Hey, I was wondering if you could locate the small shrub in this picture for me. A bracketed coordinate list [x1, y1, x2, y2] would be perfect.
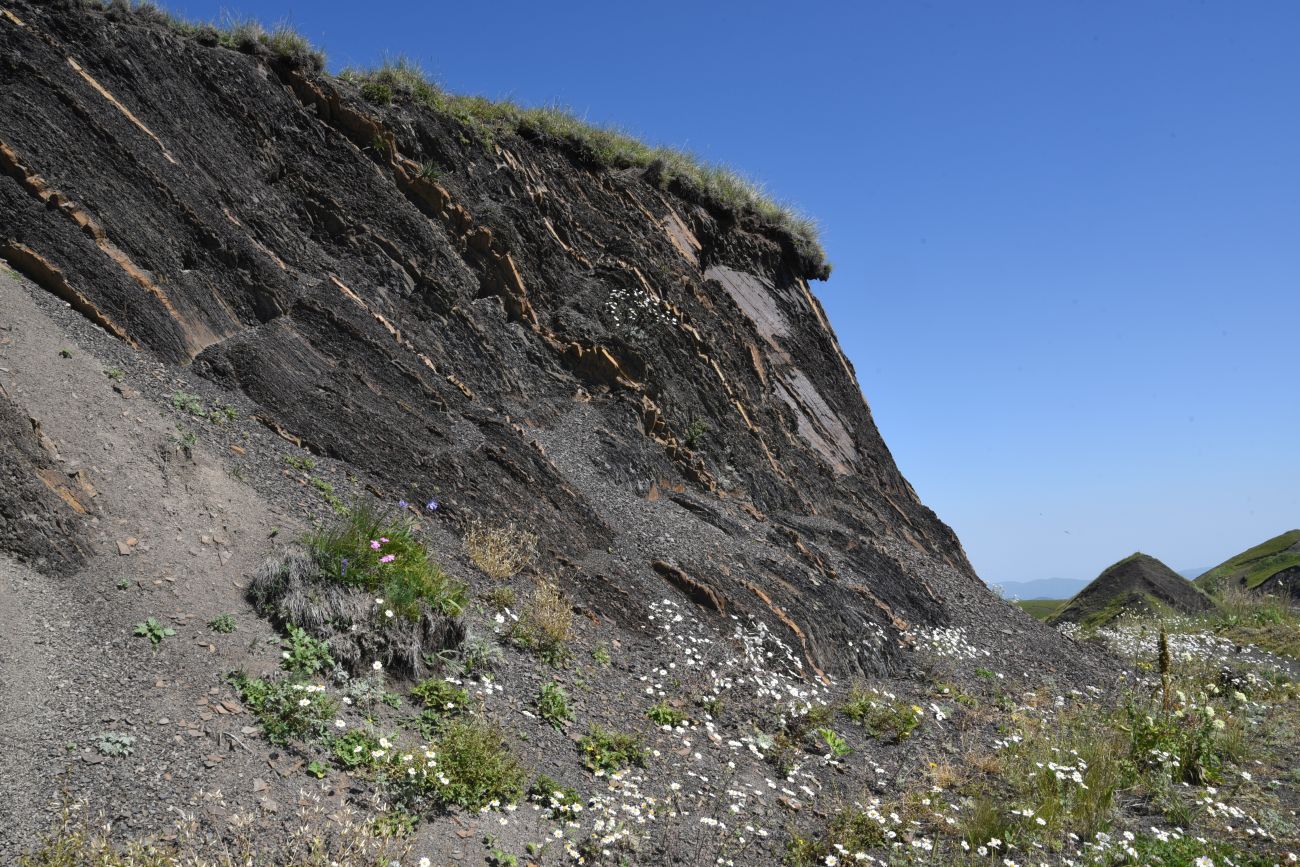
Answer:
[281, 625, 335, 675]
[231, 672, 336, 745]
[133, 617, 176, 647]
[463, 520, 538, 579]
[103, 368, 124, 381]
[95, 732, 135, 758]
[646, 701, 686, 728]
[578, 725, 646, 773]
[509, 580, 573, 665]
[537, 682, 573, 730]
[591, 645, 612, 666]
[207, 613, 237, 634]
[285, 454, 316, 472]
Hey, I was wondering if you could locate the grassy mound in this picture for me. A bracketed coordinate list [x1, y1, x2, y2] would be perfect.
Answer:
[248, 504, 466, 676]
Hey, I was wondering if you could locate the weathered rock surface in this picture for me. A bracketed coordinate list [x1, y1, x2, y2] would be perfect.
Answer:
[0, 0, 1077, 680]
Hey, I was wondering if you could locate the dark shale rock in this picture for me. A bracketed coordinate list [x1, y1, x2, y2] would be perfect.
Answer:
[0, 0, 1083, 679]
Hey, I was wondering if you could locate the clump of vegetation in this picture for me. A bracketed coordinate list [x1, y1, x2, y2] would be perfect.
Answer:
[284, 454, 316, 472]
[230, 673, 336, 745]
[536, 681, 573, 730]
[508, 580, 574, 665]
[207, 613, 237, 634]
[463, 520, 538, 580]
[331, 727, 385, 771]
[170, 390, 206, 417]
[94, 732, 135, 758]
[645, 701, 686, 728]
[816, 727, 852, 759]
[280, 625, 335, 676]
[787, 806, 887, 867]
[529, 774, 584, 821]
[388, 717, 527, 811]
[411, 677, 470, 719]
[840, 688, 922, 742]
[132, 617, 176, 647]
[248, 503, 467, 675]
[578, 725, 646, 773]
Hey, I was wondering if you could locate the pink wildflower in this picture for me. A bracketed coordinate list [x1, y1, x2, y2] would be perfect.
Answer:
[369, 540, 381, 550]
[380, 554, 396, 563]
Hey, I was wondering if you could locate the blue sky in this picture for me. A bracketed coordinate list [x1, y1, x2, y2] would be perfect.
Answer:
[167, 1, 1300, 584]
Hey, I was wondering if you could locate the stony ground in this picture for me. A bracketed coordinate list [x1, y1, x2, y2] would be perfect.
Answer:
[5, 268, 1300, 866]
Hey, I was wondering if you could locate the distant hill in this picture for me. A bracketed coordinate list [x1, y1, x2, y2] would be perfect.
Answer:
[1015, 598, 1066, 620]
[1048, 552, 1215, 629]
[1194, 530, 1300, 597]
[992, 577, 1089, 600]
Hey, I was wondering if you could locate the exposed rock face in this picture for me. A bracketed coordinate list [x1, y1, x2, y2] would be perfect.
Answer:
[0, 385, 91, 575]
[1049, 553, 1214, 627]
[0, 1, 1072, 678]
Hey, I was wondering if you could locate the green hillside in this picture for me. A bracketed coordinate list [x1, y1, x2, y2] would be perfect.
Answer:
[1014, 598, 1064, 621]
[1048, 553, 1214, 630]
[1194, 530, 1300, 593]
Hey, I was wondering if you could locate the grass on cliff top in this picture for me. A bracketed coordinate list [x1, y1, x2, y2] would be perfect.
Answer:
[340, 60, 825, 271]
[97, 3, 826, 275]
[1195, 529, 1300, 592]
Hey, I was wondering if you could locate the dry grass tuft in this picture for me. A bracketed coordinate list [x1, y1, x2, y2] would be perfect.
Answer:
[508, 578, 574, 665]
[463, 520, 538, 579]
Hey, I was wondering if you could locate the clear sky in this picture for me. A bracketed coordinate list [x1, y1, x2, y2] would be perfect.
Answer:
[165, 0, 1300, 584]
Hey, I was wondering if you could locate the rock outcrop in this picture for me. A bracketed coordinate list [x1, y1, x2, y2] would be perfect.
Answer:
[0, 0, 1074, 679]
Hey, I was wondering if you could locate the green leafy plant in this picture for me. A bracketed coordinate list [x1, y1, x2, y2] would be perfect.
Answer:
[529, 774, 583, 820]
[207, 613, 237, 634]
[411, 677, 469, 718]
[389, 717, 527, 811]
[281, 625, 335, 676]
[306, 760, 328, 779]
[683, 418, 709, 449]
[230, 672, 336, 745]
[170, 390, 206, 416]
[591, 645, 612, 666]
[331, 727, 385, 770]
[133, 617, 176, 646]
[537, 682, 573, 730]
[840, 689, 922, 742]
[285, 454, 316, 472]
[578, 725, 646, 773]
[95, 732, 136, 758]
[816, 727, 851, 758]
[103, 367, 124, 381]
[646, 701, 686, 728]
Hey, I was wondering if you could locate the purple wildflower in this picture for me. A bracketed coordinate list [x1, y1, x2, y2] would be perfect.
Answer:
[398, 499, 409, 509]
[379, 554, 396, 564]
[426, 499, 439, 512]
[369, 540, 381, 550]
